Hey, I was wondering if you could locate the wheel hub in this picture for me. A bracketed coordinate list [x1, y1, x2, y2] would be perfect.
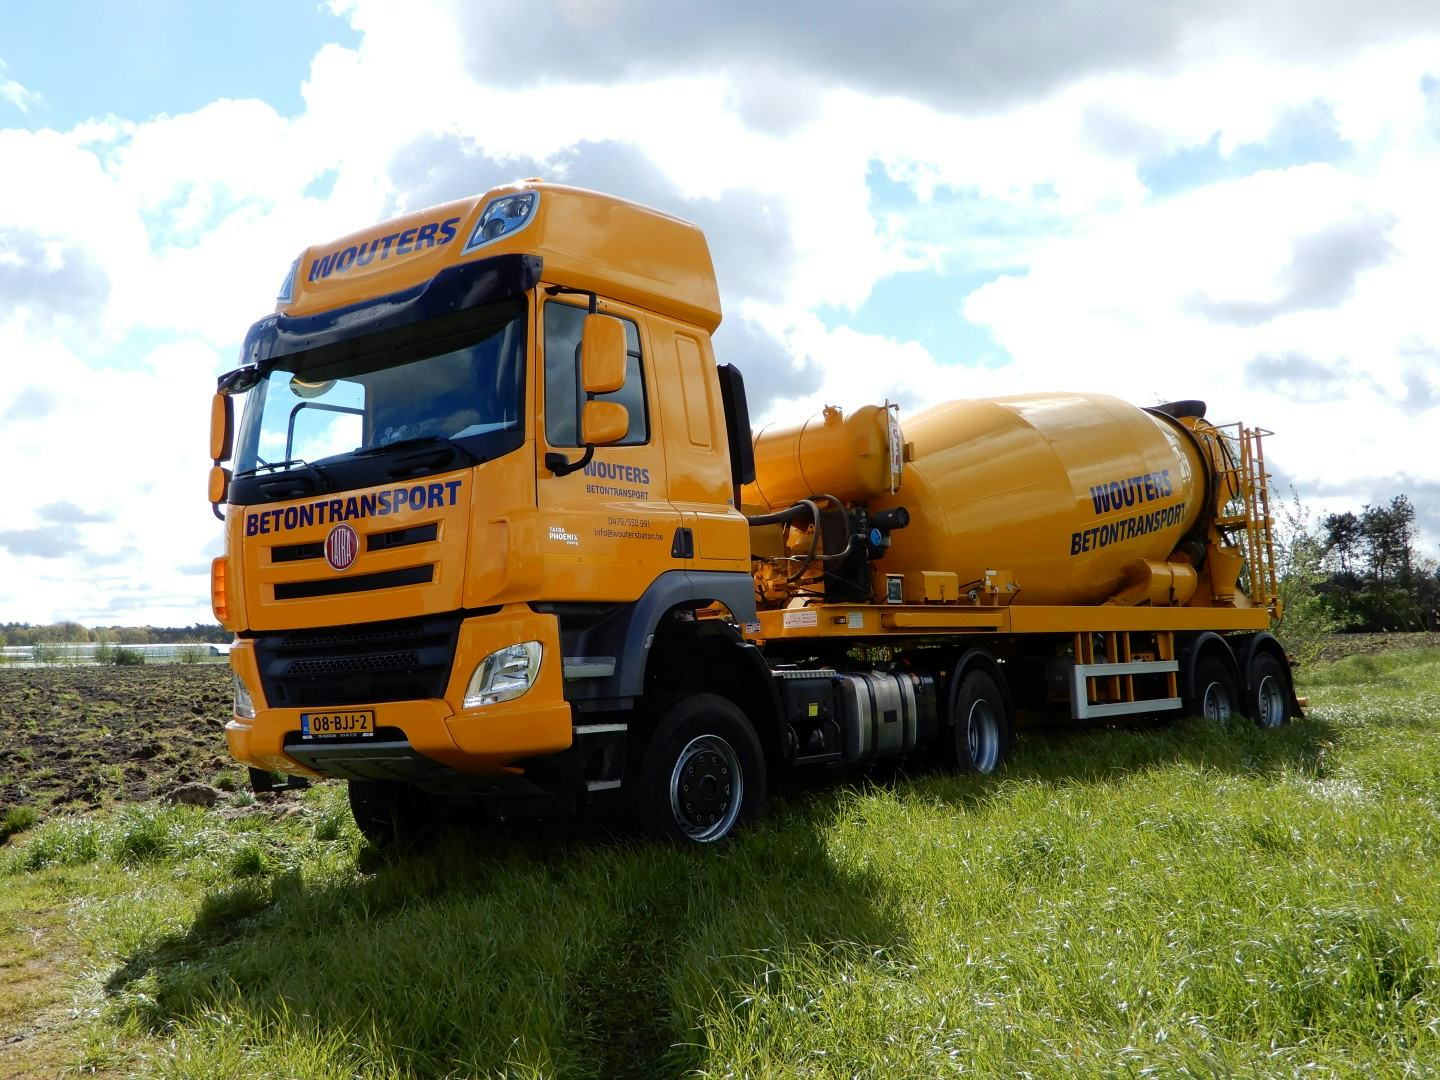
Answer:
[1256, 674, 1285, 727]
[966, 700, 1000, 773]
[1202, 680, 1232, 722]
[669, 735, 742, 842]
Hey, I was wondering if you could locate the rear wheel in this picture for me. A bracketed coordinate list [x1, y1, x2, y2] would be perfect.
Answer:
[951, 669, 1012, 773]
[1190, 657, 1237, 722]
[1246, 652, 1290, 728]
[347, 779, 428, 848]
[632, 693, 766, 843]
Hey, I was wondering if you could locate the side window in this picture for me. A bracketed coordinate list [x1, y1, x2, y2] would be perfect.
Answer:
[544, 302, 649, 448]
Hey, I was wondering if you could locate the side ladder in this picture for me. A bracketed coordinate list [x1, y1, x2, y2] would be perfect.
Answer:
[1212, 423, 1282, 613]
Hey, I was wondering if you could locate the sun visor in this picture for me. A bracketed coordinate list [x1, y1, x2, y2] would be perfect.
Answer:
[234, 254, 543, 371]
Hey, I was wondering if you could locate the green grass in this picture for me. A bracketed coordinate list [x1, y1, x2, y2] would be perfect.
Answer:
[0, 804, 39, 842]
[4, 652, 1440, 1077]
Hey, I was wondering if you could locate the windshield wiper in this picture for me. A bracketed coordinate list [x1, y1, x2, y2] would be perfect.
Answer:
[242, 458, 338, 498]
[352, 435, 479, 472]
[351, 436, 449, 458]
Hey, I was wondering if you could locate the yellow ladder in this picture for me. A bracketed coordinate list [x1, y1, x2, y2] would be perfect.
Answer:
[1212, 423, 1281, 612]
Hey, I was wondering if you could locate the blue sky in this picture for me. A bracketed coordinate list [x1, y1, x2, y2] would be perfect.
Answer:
[1, 1, 1439, 624]
[2, 1, 357, 129]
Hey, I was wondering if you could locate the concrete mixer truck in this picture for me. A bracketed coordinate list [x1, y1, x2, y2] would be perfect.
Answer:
[207, 181, 1295, 845]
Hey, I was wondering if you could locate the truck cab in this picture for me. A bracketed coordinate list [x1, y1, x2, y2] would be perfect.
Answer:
[213, 182, 763, 842]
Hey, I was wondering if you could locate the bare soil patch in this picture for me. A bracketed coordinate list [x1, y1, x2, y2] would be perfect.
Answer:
[1311, 631, 1440, 664]
[0, 664, 238, 819]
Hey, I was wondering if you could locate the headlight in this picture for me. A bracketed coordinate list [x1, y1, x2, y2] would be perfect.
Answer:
[464, 641, 542, 708]
[233, 673, 257, 719]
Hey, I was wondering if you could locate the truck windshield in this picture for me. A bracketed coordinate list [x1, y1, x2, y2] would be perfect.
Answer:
[232, 299, 525, 485]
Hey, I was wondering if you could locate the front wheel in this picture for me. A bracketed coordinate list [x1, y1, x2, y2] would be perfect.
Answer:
[632, 693, 766, 843]
[347, 779, 429, 849]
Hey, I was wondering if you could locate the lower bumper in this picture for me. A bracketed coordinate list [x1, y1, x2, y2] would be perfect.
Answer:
[225, 605, 573, 780]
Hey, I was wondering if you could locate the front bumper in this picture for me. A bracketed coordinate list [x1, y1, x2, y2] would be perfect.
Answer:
[225, 604, 572, 780]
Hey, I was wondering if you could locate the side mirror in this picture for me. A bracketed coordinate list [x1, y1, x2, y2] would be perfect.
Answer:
[208, 465, 231, 504]
[209, 392, 234, 520]
[580, 313, 626, 394]
[210, 392, 234, 462]
[582, 401, 629, 446]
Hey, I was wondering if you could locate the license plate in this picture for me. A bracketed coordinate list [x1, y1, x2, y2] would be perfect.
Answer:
[300, 709, 375, 737]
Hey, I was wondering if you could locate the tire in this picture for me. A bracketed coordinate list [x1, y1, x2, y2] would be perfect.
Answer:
[1245, 652, 1290, 728]
[347, 779, 428, 848]
[951, 669, 1012, 774]
[632, 693, 766, 844]
[1190, 656, 1237, 723]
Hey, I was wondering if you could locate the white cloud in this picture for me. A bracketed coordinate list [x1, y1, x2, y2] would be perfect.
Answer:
[2, 1, 1439, 624]
[0, 60, 39, 115]
[0, 331, 223, 624]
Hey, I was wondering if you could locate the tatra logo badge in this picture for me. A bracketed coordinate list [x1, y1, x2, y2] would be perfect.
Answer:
[325, 523, 359, 571]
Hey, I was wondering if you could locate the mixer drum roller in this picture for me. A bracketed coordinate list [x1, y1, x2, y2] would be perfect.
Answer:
[870, 393, 1212, 606]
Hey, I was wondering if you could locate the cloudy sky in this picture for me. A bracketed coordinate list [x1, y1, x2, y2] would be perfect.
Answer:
[2, 1, 1438, 625]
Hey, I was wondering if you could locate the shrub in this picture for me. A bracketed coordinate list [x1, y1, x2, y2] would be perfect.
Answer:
[228, 840, 270, 879]
[0, 805, 39, 843]
[112, 649, 146, 666]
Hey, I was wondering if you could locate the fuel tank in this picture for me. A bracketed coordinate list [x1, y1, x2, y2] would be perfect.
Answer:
[868, 394, 1212, 606]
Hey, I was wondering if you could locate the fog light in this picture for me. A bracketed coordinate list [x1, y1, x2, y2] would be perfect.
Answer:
[464, 641, 542, 708]
[233, 673, 256, 719]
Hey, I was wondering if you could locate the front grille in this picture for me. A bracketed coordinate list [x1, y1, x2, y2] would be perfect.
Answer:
[249, 613, 462, 707]
[370, 523, 438, 551]
[271, 524, 438, 566]
[287, 651, 423, 677]
[272, 541, 324, 563]
[273, 565, 433, 600]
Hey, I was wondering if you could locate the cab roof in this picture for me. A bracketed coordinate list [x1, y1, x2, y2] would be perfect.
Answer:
[278, 181, 723, 332]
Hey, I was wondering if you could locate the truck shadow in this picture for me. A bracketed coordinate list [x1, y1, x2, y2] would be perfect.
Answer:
[846, 710, 1339, 812]
[102, 811, 907, 1078]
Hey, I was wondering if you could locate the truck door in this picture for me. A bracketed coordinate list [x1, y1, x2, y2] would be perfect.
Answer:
[535, 297, 680, 602]
[650, 322, 751, 578]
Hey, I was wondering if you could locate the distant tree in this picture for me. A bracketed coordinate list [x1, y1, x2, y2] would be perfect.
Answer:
[1272, 489, 1339, 664]
[1412, 557, 1440, 631]
[1318, 494, 1426, 631]
[1323, 511, 1362, 575]
[1361, 496, 1418, 629]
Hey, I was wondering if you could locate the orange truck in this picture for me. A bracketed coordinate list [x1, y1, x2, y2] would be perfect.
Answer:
[208, 181, 1297, 844]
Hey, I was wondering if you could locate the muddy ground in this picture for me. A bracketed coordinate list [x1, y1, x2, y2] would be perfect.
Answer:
[1311, 631, 1440, 663]
[0, 664, 239, 817]
[2, 633, 1438, 826]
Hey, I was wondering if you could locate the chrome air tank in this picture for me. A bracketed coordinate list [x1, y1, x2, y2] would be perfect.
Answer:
[871, 394, 1211, 606]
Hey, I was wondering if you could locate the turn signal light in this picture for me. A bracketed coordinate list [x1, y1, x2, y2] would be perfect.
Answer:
[211, 557, 231, 627]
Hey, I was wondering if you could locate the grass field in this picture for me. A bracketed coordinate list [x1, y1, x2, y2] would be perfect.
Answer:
[2, 651, 1439, 1077]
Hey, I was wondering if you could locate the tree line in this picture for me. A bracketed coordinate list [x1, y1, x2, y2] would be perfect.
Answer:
[1277, 493, 1440, 649]
[0, 623, 228, 647]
